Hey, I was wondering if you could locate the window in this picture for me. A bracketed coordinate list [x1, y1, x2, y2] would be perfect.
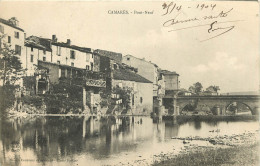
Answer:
[70, 50, 75, 59]
[61, 68, 66, 78]
[92, 54, 93, 58]
[8, 36, 11, 43]
[86, 65, 89, 70]
[86, 54, 90, 62]
[43, 50, 46, 55]
[15, 45, 21, 55]
[43, 57, 46, 61]
[14, 32, 19, 39]
[0, 25, 4, 33]
[140, 97, 143, 104]
[30, 55, 33, 62]
[132, 94, 134, 106]
[58, 69, 61, 78]
[56, 46, 61, 56]
[67, 69, 71, 78]
[90, 62, 93, 71]
[71, 62, 74, 67]
[31, 47, 33, 52]
[113, 64, 118, 70]
[0, 39, 1, 48]
[57, 60, 60, 64]
[127, 57, 130, 61]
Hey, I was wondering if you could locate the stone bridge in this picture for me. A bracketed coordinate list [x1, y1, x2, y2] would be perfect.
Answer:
[175, 95, 260, 115]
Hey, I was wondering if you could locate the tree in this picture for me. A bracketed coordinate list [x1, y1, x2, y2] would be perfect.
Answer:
[189, 82, 203, 94]
[0, 35, 25, 113]
[0, 35, 24, 87]
[206, 85, 220, 93]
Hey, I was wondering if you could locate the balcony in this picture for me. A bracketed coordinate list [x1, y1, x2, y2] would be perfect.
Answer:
[59, 70, 107, 87]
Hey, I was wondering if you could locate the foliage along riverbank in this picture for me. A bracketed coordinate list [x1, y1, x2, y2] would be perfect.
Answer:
[1, 80, 139, 117]
[152, 142, 259, 166]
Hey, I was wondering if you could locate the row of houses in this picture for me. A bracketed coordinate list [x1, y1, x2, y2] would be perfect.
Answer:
[0, 17, 180, 114]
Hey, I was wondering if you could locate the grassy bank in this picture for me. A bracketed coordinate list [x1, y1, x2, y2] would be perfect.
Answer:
[153, 143, 259, 166]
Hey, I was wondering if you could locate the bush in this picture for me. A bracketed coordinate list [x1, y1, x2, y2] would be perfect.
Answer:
[21, 95, 43, 108]
[44, 82, 83, 114]
[0, 85, 17, 112]
[100, 86, 132, 113]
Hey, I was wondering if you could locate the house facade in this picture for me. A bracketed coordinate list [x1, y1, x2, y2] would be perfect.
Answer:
[51, 36, 95, 71]
[24, 36, 52, 76]
[97, 55, 153, 114]
[160, 70, 180, 95]
[111, 64, 153, 114]
[22, 35, 103, 98]
[122, 55, 159, 97]
[0, 17, 25, 60]
[0, 17, 26, 86]
[24, 35, 98, 75]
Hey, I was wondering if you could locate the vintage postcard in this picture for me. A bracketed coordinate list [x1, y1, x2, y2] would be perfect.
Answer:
[0, 1, 259, 166]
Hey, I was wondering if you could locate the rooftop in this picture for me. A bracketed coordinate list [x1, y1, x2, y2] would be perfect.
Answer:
[0, 18, 24, 32]
[95, 49, 122, 63]
[159, 69, 179, 76]
[113, 65, 152, 83]
[124, 54, 158, 67]
[25, 36, 52, 52]
[52, 42, 92, 53]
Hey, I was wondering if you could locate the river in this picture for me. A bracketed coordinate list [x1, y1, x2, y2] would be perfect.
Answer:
[0, 116, 258, 166]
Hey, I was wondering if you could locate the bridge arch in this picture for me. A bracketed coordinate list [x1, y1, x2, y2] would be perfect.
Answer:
[225, 101, 253, 115]
[176, 95, 260, 115]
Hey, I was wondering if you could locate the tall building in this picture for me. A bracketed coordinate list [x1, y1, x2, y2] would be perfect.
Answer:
[24, 35, 100, 76]
[51, 35, 95, 71]
[24, 36, 52, 75]
[122, 55, 159, 96]
[0, 17, 25, 67]
[0, 17, 26, 86]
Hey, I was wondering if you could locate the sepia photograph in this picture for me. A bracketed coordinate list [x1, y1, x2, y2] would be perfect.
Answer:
[0, 1, 259, 166]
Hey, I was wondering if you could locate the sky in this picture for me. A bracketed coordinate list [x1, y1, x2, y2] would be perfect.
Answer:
[0, 1, 259, 93]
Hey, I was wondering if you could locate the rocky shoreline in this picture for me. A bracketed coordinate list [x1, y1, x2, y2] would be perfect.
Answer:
[113, 129, 259, 166]
[152, 130, 259, 166]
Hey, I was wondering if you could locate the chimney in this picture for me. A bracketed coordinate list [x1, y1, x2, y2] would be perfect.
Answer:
[52, 35, 57, 42]
[8, 17, 19, 27]
[67, 39, 71, 45]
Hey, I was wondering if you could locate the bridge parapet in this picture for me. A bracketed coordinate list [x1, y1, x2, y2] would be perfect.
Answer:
[176, 95, 260, 100]
[175, 95, 260, 115]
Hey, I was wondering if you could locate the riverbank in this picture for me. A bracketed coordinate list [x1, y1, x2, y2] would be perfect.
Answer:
[152, 129, 259, 166]
[152, 142, 259, 166]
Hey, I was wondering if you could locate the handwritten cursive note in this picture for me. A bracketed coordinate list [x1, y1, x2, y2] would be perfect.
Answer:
[161, 2, 244, 42]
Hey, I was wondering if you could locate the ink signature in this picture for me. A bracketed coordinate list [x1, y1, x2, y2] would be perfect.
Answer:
[162, 3, 243, 42]
[201, 21, 235, 42]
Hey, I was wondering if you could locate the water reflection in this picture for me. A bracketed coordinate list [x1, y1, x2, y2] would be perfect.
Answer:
[0, 116, 258, 166]
[194, 120, 201, 130]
